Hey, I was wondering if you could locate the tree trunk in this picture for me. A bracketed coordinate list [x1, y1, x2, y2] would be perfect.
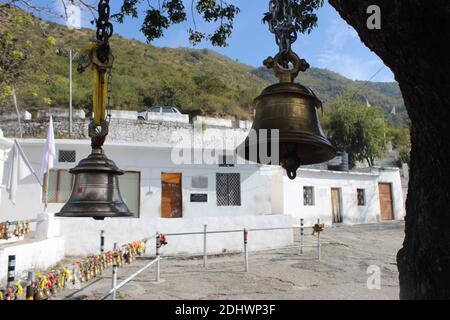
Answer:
[328, 0, 450, 299]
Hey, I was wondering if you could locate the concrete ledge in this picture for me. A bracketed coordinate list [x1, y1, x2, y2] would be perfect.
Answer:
[59, 215, 293, 256]
[0, 236, 65, 285]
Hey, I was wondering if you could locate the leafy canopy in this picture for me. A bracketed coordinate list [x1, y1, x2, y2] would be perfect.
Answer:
[2, 0, 324, 47]
[0, 6, 54, 106]
[324, 93, 390, 168]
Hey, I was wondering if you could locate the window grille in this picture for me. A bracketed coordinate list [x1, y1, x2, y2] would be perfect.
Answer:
[357, 189, 366, 206]
[216, 173, 241, 206]
[58, 150, 76, 163]
[303, 186, 315, 206]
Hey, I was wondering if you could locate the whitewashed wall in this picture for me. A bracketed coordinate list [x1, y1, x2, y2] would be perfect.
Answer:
[0, 134, 13, 212]
[356, 167, 406, 220]
[194, 116, 233, 128]
[279, 168, 403, 226]
[0, 139, 272, 221]
[59, 215, 292, 256]
[0, 236, 65, 285]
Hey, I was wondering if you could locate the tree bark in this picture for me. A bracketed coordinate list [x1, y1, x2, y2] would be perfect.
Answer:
[328, 0, 450, 299]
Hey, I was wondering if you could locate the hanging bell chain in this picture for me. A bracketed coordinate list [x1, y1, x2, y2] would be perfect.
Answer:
[266, 0, 298, 68]
[77, 0, 115, 150]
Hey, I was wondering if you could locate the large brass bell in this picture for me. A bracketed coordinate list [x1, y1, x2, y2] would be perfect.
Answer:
[55, 148, 133, 220]
[237, 51, 336, 179]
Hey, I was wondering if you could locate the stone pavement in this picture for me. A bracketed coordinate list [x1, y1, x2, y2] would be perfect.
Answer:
[52, 221, 404, 300]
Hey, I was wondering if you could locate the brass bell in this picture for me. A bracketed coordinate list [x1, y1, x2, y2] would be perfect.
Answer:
[43, 287, 51, 298]
[55, 148, 133, 220]
[34, 289, 48, 301]
[237, 51, 336, 179]
[50, 285, 58, 295]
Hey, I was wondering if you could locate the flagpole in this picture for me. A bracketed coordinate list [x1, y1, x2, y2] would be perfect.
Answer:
[44, 152, 50, 212]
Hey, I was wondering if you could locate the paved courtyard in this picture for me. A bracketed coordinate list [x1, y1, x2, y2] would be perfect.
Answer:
[53, 221, 404, 300]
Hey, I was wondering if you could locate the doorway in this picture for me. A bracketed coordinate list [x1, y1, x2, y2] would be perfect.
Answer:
[161, 173, 182, 218]
[378, 183, 394, 220]
[331, 188, 343, 223]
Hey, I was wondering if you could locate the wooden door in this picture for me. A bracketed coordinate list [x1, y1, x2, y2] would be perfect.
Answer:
[161, 173, 182, 218]
[378, 183, 394, 220]
[331, 188, 342, 223]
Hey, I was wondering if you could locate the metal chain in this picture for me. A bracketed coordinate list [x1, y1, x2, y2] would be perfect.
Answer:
[96, 0, 113, 45]
[89, 0, 114, 149]
[267, 0, 298, 68]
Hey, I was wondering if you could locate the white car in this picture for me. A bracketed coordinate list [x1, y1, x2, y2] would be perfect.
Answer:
[137, 106, 183, 120]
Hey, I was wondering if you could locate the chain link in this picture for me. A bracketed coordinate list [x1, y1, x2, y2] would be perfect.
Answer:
[96, 0, 113, 44]
[267, 0, 298, 68]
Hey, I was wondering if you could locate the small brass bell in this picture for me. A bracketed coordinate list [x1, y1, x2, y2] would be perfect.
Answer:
[43, 287, 51, 298]
[237, 51, 336, 179]
[50, 285, 58, 295]
[55, 148, 133, 220]
[34, 289, 48, 301]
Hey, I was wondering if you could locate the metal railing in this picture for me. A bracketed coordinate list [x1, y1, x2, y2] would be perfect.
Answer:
[1, 218, 323, 300]
[96, 218, 324, 300]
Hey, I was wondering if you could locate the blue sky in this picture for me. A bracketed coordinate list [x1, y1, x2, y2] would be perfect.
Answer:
[47, 0, 394, 82]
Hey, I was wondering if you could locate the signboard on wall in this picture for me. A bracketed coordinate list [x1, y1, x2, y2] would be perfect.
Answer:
[190, 193, 208, 203]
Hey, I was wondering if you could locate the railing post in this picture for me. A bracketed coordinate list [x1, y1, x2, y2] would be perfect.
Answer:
[111, 243, 118, 300]
[300, 218, 304, 255]
[244, 228, 249, 272]
[26, 271, 35, 300]
[203, 224, 207, 268]
[316, 219, 321, 261]
[100, 230, 105, 253]
[155, 233, 161, 282]
[7, 255, 16, 297]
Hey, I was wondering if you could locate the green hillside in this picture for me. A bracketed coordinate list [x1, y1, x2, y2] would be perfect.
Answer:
[1, 9, 407, 125]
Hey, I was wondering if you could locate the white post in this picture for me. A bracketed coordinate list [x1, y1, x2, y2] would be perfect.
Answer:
[300, 218, 304, 255]
[69, 49, 73, 137]
[316, 219, 321, 261]
[203, 224, 207, 268]
[244, 228, 249, 272]
[111, 242, 118, 300]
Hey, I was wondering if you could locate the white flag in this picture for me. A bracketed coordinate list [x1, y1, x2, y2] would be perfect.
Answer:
[40, 115, 56, 181]
[66, 2, 81, 30]
[6, 141, 33, 204]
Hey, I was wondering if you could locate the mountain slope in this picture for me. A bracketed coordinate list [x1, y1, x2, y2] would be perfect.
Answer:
[1, 9, 406, 125]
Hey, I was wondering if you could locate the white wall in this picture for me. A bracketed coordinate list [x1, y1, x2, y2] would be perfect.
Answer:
[358, 167, 405, 220]
[0, 236, 65, 285]
[146, 112, 189, 124]
[0, 134, 13, 212]
[194, 116, 233, 128]
[59, 215, 292, 256]
[110, 110, 138, 120]
[0, 139, 272, 221]
[281, 169, 385, 226]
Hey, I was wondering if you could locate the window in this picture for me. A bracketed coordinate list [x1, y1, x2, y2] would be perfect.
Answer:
[43, 169, 74, 203]
[192, 176, 208, 189]
[303, 186, 315, 206]
[162, 107, 174, 113]
[118, 171, 141, 218]
[58, 150, 76, 163]
[216, 173, 241, 206]
[357, 189, 366, 206]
